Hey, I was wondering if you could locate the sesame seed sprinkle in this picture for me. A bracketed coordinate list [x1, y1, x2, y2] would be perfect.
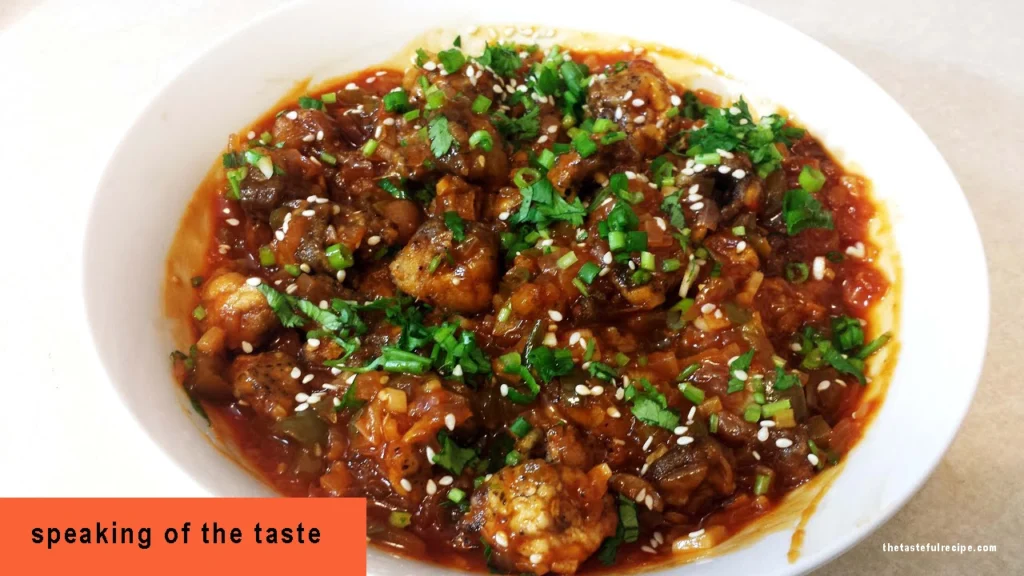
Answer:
[776, 438, 794, 448]
[241, 341, 253, 353]
[245, 277, 262, 286]
[399, 478, 412, 491]
[426, 479, 437, 495]
[757, 427, 770, 442]
[808, 453, 820, 466]
[445, 413, 456, 431]
[302, 374, 314, 384]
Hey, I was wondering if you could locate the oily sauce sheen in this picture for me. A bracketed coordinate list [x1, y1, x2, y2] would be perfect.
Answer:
[171, 40, 892, 575]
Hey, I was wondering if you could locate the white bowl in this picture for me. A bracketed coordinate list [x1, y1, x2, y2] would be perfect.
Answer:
[83, 0, 988, 574]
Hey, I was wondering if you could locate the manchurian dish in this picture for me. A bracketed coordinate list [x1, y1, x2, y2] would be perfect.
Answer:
[170, 32, 894, 575]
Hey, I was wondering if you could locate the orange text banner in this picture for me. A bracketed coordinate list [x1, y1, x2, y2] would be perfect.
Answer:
[0, 498, 366, 575]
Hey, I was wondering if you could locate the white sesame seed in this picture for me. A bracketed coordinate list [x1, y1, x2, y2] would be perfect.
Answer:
[640, 463, 649, 475]
[757, 427, 770, 442]
[300, 263, 312, 273]
[494, 531, 509, 548]
[295, 392, 310, 403]
[345, 83, 358, 91]
[285, 283, 298, 294]
[225, 218, 240, 226]
[302, 134, 315, 142]
[808, 453, 820, 466]
[537, 135, 549, 144]
[760, 420, 776, 428]
[316, 129, 324, 141]
[729, 106, 741, 115]
[426, 479, 437, 495]
[569, 332, 581, 346]
[734, 369, 749, 381]
[677, 436, 694, 446]
[285, 111, 298, 120]
[776, 438, 794, 448]
[603, 252, 613, 264]
[655, 217, 667, 230]
[547, 125, 558, 134]
[818, 380, 831, 392]
[615, 387, 625, 400]
[790, 342, 803, 352]
[294, 402, 309, 412]
[752, 450, 761, 460]
[332, 397, 341, 408]
[614, 107, 623, 120]
[590, 385, 604, 396]
[301, 209, 316, 217]
[367, 235, 381, 246]
[634, 115, 646, 124]
[846, 242, 866, 259]
[542, 332, 558, 347]
[307, 393, 321, 404]
[674, 426, 688, 435]
[700, 303, 716, 314]
[246, 277, 262, 286]
[599, 266, 611, 277]
[635, 488, 647, 503]
[670, 94, 682, 107]
[422, 61, 437, 71]
[500, 384, 509, 397]
[607, 407, 621, 418]
[330, 367, 342, 376]
[718, 165, 731, 174]
[547, 310, 563, 322]
[492, 84, 503, 94]
[530, 553, 543, 564]
[247, 130, 256, 140]
[275, 230, 285, 241]
[241, 341, 253, 353]
[736, 241, 747, 253]
[399, 478, 413, 491]
[445, 413, 456, 431]
[643, 436, 653, 451]
[690, 201, 705, 210]
[426, 446, 436, 463]
[693, 163, 706, 173]
[732, 169, 747, 179]
[641, 545, 656, 554]
[438, 475, 453, 486]
[812, 256, 826, 280]
[575, 384, 591, 396]
[302, 374, 315, 384]
[631, 98, 645, 108]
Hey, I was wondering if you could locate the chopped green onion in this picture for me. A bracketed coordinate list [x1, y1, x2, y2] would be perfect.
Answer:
[743, 404, 762, 422]
[572, 278, 590, 296]
[753, 391, 766, 405]
[625, 231, 648, 252]
[732, 226, 746, 236]
[325, 243, 354, 270]
[608, 231, 626, 252]
[298, 96, 322, 110]
[678, 363, 699, 381]
[321, 92, 337, 104]
[258, 245, 276, 267]
[319, 151, 337, 165]
[694, 152, 721, 165]
[557, 251, 578, 269]
[427, 254, 443, 274]
[504, 450, 522, 467]
[572, 132, 598, 158]
[469, 130, 493, 152]
[382, 89, 408, 112]
[753, 474, 772, 496]
[640, 251, 655, 271]
[679, 382, 705, 405]
[447, 487, 467, 504]
[662, 258, 681, 272]
[799, 165, 827, 193]
[578, 262, 601, 284]
[403, 109, 421, 121]
[786, 262, 809, 283]
[496, 304, 511, 323]
[284, 264, 301, 277]
[471, 95, 492, 114]
[614, 352, 629, 367]
[600, 131, 626, 145]
[389, 511, 412, 528]
[192, 305, 207, 321]
[513, 167, 541, 189]
[665, 106, 680, 118]
[510, 417, 532, 438]
[708, 412, 720, 433]
[761, 399, 791, 418]
[259, 131, 272, 145]
[425, 89, 446, 110]
[592, 118, 615, 133]
[362, 138, 379, 157]
[856, 332, 892, 360]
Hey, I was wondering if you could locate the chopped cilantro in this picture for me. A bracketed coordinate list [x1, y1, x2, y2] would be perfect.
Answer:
[727, 349, 755, 394]
[428, 115, 455, 158]
[526, 347, 574, 383]
[782, 188, 834, 235]
[624, 379, 680, 430]
[437, 48, 466, 72]
[443, 211, 466, 242]
[475, 43, 522, 77]
[433, 431, 477, 474]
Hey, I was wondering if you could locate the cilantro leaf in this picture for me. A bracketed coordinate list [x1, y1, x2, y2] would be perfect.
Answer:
[443, 211, 466, 242]
[437, 48, 466, 73]
[526, 347, 574, 383]
[727, 349, 756, 394]
[831, 316, 864, 353]
[624, 379, 680, 430]
[433, 431, 477, 475]
[492, 106, 540, 141]
[428, 115, 455, 158]
[475, 43, 522, 77]
[257, 284, 305, 328]
[773, 366, 801, 391]
[782, 188, 834, 235]
[335, 380, 365, 412]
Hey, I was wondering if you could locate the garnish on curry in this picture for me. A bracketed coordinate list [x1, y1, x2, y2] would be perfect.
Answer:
[170, 34, 893, 574]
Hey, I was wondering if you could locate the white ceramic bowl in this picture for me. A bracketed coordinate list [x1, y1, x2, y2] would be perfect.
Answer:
[83, 1, 988, 574]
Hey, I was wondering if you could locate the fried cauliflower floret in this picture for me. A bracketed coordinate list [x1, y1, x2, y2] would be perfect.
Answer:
[465, 460, 617, 575]
[229, 351, 304, 421]
[389, 218, 498, 314]
[199, 271, 278, 350]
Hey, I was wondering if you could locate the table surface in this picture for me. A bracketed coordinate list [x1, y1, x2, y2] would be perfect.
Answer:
[0, 1, 1020, 574]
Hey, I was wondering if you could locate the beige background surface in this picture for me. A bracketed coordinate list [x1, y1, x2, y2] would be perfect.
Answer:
[0, 0, 1021, 574]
